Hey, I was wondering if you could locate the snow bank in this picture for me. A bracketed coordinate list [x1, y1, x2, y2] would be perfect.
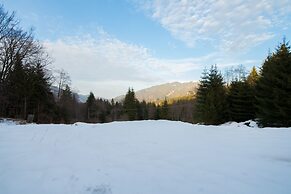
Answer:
[0, 120, 290, 194]
[220, 120, 258, 128]
[0, 118, 21, 126]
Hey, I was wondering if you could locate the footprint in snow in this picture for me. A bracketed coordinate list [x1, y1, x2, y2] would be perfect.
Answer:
[86, 184, 112, 194]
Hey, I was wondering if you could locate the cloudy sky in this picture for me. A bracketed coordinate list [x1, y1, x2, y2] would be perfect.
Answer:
[2, 0, 291, 98]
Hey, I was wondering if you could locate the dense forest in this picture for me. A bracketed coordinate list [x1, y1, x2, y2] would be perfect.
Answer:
[0, 5, 290, 127]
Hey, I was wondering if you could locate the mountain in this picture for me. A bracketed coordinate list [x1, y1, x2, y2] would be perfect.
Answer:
[77, 94, 89, 103]
[115, 81, 198, 103]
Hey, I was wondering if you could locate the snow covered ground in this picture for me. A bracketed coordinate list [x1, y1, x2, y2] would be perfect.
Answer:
[0, 120, 290, 194]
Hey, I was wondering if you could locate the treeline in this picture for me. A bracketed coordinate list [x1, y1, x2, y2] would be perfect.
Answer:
[84, 89, 195, 124]
[0, 1, 193, 124]
[0, 5, 82, 123]
[96, 40, 290, 127]
[194, 40, 291, 127]
[0, 5, 194, 124]
[0, 5, 55, 122]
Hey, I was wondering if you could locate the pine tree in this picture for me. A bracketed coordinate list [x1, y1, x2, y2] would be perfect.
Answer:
[195, 65, 228, 124]
[256, 41, 291, 127]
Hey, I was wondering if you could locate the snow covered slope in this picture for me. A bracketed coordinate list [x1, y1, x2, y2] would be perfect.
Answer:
[0, 121, 290, 194]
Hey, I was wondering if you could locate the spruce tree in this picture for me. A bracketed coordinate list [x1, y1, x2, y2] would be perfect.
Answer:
[86, 92, 97, 121]
[256, 41, 291, 127]
[228, 80, 255, 122]
[29, 63, 56, 123]
[195, 68, 209, 122]
[195, 65, 228, 124]
[123, 88, 138, 120]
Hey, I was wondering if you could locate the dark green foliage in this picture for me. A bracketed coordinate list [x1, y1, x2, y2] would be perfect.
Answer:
[86, 92, 97, 121]
[155, 105, 161, 120]
[195, 69, 208, 122]
[86, 92, 95, 106]
[5, 55, 27, 118]
[195, 65, 228, 124]
[99, 111, 106, 123]
[96, 98, 112, 123]
[59, 85, 75, 123]
[256, 41, 291, 127]
[110, 100, 123, 121]
[160, 99, 169, 119]
[228, 80, 255, 122]
[137, 100, 148, 120]
[123, 88, 138, 120]
[4, 55, 56, 122]
[85, 94, 116, 123]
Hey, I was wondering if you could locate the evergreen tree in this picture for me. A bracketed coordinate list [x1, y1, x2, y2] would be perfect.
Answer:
[155, 105, 161, 120]
[195, 68, 209, 122]
[29, 63, 56, 123]
[137, 100, 148, 120]
[6, 54, 27, 118]
[160, 99, 169, 119]
[5, 57, 55, 122]
[123, 88, 138, 120]
[59, 84, 74, 123]
[86, 92, 97, 121]
[256, 41, 291, 127]
[228, 80, 255, 122]
[99, 110, 106, 123]
[195, 65, 228, 124]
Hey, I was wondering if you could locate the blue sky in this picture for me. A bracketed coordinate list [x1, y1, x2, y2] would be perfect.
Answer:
[2, 0, 291, 98]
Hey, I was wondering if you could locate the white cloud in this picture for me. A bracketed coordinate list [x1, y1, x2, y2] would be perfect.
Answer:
[138, 0, 290, 51]
[44, 29, 263, 98]
[44, 32, 211, 98]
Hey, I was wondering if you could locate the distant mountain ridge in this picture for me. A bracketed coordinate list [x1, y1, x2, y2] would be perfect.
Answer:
[115, 81, 198, 103]
[50, 81, 198, 104]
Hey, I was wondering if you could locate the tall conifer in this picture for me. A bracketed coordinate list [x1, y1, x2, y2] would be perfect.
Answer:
[256, 41, 291, 127]
[195, 65, 228, 124]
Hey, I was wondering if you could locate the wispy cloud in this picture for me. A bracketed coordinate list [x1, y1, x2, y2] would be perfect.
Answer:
[44, 28, 262, 98]
[137, 0, 290, 51]
[43, 31, 209, 98]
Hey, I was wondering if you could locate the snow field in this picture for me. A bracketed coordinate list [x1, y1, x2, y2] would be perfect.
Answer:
[0, 120, 291, 194]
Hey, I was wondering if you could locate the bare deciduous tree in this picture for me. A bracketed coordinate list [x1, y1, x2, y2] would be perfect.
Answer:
[54, 69, 71, 100]
[0, 28, 43, 82]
